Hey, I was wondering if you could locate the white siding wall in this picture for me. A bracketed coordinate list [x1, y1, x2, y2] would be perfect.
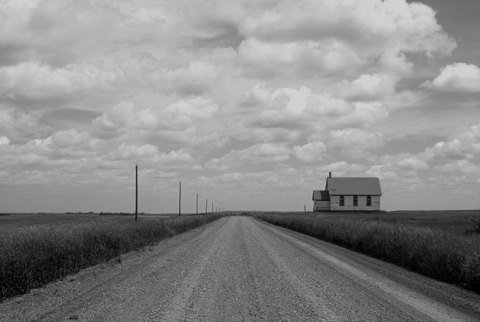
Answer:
[330, 195, 380, 211]
[313, 200, 330, 211]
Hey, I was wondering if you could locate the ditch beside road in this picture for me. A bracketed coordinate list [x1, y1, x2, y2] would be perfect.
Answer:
[1, 216, 480, 321]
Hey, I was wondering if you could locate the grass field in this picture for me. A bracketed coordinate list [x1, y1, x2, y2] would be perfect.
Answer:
[0, 213, 172, 229]
[0, 213, 225, 301]
[255, 210, 480, 294]
[331, 210, 480, 235]
[252, 210, 480, 234]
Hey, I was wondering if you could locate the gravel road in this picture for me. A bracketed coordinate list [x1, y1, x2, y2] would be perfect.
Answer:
[2, 216, 480, 321]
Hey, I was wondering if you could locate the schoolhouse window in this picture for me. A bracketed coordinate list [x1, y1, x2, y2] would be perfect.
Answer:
[353, 195, 358, 206]
[367, 196, 372, 206]
[339, 195, 344, 206]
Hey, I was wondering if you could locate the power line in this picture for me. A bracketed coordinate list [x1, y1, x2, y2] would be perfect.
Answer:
[0, 114, 99, 169]
[0, 91, 97, 151]
[0, 93, 159, 185]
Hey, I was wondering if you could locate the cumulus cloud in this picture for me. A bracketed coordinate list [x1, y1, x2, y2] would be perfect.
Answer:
[0, 61, 122, 102]
[337, 73, 399, 100]
[420, 124, 480, 163]
[111, 144, 195, 166]
[293, 141, 326, 162]
[0, 136, 11, 145]
[205, 143, 291, 170]
[238, 38, 361, 78]
[423, 139, 480, 160]
[423, 63, 480, 92]
[49, 129, 98, 151]
[93, 97, 218, 132]
[237, 0, 455, 78]
[0, 105, 52, 141]
[327, 129, 385, 150]
[460, 124, 480, 141]
[324, 161, 367, 173]
[380, 153, 430, 171]
[424, 140, 468, 160]
[239, 83, 271, 108]
[249, 86, 389, 133]
[435, 160, 480, 178]
[161, 61, 221, 95]
[238, 0, 454, 53]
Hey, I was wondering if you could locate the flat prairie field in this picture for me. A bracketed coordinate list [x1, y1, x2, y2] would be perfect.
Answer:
[0, 213, 172, 231]
[254, 210, 480, 235]
[329, 210, 480, 235]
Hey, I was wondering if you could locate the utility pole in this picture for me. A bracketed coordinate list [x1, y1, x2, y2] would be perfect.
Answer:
[179, 182, 182, 216]
[206, 199, 208, 214]
[135, 164, 138, 223]
[212, 202, 213, 214]
[196, 193, 198, 214]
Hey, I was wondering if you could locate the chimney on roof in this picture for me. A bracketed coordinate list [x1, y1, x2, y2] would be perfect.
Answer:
[329, 172, 332, 178]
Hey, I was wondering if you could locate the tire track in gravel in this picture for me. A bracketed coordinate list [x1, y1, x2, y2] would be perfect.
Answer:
[254, 218, 480, 322]
[157, 217, 237, 322]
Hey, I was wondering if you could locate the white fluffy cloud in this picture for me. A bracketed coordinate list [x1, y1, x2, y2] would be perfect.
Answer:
[337, 73, 399, 100]
[423, 63, 480, 92]
[424, 140, 480, 160]
[160, 61, 222, 95]
[0, 136, 11, 145]
[381, 153, 430, 171]
[424, 140, 471, 160]
[422, 124, 480, 161]
[237, 0, 455, 79]
[327, 129, 385, 151]
[0, 61, 122, 101]
[249, 86, 389, 133]
[293, 142, 326, 162]
[238, 0, 454, 54]
[93, 97, 218, 132]
[206, 143, 291, 170]
[238, 38, 361, 78]
[239, 83, 271, 108]
[435, 160, 480, 178]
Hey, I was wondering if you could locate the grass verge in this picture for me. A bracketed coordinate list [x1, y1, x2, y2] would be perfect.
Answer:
[255, 214, 480, 294]
[0, 214, 224, 301]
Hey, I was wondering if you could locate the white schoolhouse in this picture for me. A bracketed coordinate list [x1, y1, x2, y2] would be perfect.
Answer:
[312, 173, 382, 211]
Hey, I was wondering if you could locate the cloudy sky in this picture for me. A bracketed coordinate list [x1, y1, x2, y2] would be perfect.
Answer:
[1, 0, 480, 213]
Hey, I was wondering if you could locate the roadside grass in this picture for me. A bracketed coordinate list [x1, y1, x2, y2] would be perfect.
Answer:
[0, 214, 224, 301]
[466, 220, 480, 235]
[255, 214, 480, 294]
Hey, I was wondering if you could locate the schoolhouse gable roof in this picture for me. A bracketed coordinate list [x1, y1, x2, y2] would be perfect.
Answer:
[326, 177, 382, 196]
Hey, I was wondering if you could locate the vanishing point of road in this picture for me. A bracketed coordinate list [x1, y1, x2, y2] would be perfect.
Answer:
[2, 216, 480, 321]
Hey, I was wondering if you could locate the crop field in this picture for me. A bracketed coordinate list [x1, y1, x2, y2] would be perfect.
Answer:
[0, 213, 225, 301]
[252, 210, 480, 234]
[329, 210, 480, 235]
[255, 210, 480, 294]
[0, 213, 172, 230]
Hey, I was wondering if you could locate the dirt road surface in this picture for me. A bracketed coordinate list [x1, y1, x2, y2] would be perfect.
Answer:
[2, 216, 480, 321]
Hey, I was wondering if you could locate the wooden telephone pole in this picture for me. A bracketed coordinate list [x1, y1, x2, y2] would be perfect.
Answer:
[179, 182, 181, 216]
[135, 164, 138, 222]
